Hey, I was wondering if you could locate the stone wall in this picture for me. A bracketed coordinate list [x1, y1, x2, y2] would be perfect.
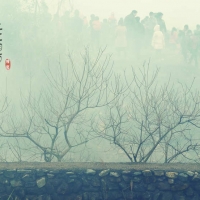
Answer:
[0, 164, 200, 200]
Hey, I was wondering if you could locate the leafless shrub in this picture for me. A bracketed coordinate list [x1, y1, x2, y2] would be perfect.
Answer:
[0, 48, 125, 162]
[93, 64, 200, 163]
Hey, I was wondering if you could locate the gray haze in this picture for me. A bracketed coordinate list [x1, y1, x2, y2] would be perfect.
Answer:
[0, 0, 200, 162]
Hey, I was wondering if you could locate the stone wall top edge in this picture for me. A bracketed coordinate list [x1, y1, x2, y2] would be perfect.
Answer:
[0, 162, 199, 172]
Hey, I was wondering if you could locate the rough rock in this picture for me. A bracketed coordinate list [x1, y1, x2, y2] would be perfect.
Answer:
[99, 169, 110, 177]
[36, 177, 46, 188]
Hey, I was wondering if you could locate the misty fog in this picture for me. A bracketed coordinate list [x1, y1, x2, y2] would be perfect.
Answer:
[0, 0, 200, 163]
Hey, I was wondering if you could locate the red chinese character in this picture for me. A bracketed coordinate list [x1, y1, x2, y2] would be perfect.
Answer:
[5, 59, 11, 70]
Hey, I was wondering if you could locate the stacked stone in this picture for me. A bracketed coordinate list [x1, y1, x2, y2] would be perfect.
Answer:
[0, 168, 199, 199]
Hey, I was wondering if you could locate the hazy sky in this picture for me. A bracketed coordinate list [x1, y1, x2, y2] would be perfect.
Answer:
[46, 0, 200, 30]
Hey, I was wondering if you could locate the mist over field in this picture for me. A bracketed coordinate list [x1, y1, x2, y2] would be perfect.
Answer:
[0, 0, 200, 163]
[47, 0, 200, 30]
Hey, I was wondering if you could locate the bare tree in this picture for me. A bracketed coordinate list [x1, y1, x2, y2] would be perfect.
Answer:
[93, 65, 200, 163]
[0, 48, 124, 162]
